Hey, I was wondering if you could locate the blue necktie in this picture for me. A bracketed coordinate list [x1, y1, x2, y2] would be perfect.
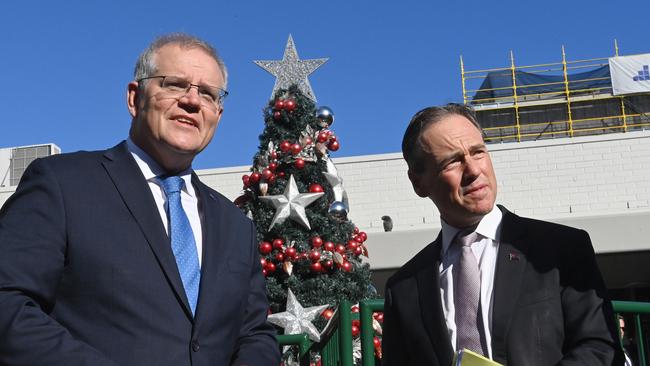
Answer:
[160, 176, 201, 316]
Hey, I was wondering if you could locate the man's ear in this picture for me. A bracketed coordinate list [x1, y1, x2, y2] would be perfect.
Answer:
[126, 81, 139, 118]
[408, 169, 427, 198]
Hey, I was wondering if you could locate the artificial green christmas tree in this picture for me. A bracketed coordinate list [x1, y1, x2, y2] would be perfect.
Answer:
[238, 35, 382, 364]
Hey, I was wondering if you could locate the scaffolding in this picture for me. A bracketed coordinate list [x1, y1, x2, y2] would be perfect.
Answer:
[460, 43, 650, 143]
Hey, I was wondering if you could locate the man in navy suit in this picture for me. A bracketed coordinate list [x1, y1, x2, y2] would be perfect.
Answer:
[382, 104, 623, 365]
[0, 33, 280, 365]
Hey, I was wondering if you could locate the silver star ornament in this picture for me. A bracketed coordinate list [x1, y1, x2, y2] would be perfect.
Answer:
[268, 289, 329, 343]
[254, 34, 328, 101]
[259, 174, 324, 229]
[323, 158, 350, 210]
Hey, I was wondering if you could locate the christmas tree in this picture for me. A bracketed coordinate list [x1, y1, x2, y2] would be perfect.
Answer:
[238, 35, 382, 364]
[237, 83, 375, 320]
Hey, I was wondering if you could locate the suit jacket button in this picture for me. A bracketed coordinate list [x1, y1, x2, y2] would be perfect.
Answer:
[192, 341, 200, 352]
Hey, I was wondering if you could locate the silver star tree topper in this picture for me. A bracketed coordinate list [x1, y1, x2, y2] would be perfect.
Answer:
[267, 288, 329, 344]
[254, 34, 328, 101]
[259, 174, 324, 230]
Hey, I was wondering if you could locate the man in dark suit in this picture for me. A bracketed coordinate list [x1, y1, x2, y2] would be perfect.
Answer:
[0, 34, 280, 365]
[382, 104, 623, 365]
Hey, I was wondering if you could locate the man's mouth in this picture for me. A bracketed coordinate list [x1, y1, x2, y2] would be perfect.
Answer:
[173, 115, 198, 128]
[463, 184, 487, 196]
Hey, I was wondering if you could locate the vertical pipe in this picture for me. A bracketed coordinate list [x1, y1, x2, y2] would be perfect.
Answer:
[460, 55, 467, 105]
[510, 50, 521, 142]
[561, 45, 574, 137]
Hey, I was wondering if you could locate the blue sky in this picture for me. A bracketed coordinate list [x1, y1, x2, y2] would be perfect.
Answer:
[0, 0, 645, 169]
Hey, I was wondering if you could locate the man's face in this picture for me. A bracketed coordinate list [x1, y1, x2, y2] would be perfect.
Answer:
[127, 44, 224, 171]
[408, 114, 497, 228]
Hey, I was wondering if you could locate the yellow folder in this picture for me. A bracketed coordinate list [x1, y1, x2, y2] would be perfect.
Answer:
[453, 349, 503, 366]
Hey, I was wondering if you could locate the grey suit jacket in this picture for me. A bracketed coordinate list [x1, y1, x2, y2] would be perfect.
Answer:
[382, 206, 623, 366]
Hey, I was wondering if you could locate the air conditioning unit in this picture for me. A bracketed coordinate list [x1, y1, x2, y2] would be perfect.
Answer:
[0, 143, 61, 187]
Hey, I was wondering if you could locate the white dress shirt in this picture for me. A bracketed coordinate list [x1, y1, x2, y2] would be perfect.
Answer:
[439, 206, 503, 359]
[126, 139, 203, 266]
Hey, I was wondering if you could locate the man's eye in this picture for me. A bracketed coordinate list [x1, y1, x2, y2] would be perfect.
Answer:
[165, 79, 187, 90]
[443, 160, 461, 170]
[199, 89, 217, 102]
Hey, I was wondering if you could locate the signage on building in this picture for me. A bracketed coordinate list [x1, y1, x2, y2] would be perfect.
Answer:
[609, 53, 650, 95]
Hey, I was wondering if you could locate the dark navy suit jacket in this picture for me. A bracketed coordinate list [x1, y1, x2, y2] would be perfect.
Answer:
[0, 142, 280, 365]
[382, 206, 623, 366]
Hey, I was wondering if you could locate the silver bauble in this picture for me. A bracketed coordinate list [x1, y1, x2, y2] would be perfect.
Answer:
[328, 201, 348, 220]
[316, 106, 334, 127]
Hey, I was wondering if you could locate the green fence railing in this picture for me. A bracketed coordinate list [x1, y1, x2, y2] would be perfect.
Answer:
[614, 300, 650, 366]
[278, 299, 650, 366]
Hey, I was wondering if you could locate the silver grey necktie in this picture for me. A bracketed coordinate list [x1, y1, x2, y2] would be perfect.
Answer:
[454, 230, 487, 355]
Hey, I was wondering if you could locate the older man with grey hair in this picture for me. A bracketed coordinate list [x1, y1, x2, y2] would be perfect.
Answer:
[0, 33, 280, 366]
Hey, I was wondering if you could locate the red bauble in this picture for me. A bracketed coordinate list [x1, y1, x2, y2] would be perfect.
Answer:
[274, 99, 285, 110]
[373, 336, 381, 348]
[317, 131, 329, 143]
[268, 162, 278, 171]
[272, 238, 284, 249]
[250, 172, 261, 183]
[324, 241, 335, 251]
[273, 111, 281, 120]
[265, 262, 276, 273]
[347, 240, 358, 250]
[354, 246, 363, 256]
[354, 235, 363, 243]
[374, 312, 384, 322]
[291, 143, 302, 155]
[260, 258, 267, 267]
[310, 262, 323, 273]
[294, 158, 305, 169]
[268, 174, 277, 184]
[242, 174, 250, 188]
[261, 168, 272, 180]
[304, 137, 313, 145]
[309, 250, 321, 262]
[285, 247, 297, 259]
[341, 261, 352, 272]
[309, 183, 324, 193]
[279, 141, 291, 153]
[351, 305, 360, 313]
[351, 325, 360, 337]
[322, 308, 334, 319]
[335, 244, 346, 254]
[278, 171, 286, 178]
[285, 99, 296, 111]
[270, 151, 278, 159]
[259, 242, 272, 254]
[354, 227, 360, 234]
[311, 236, 323, 248]
[329, 135, 337, 142]
[324, 260, 334, 269]
[262, 269, 268, 276]
[274, 252, 284, 262]
[328, 140, 340, 151]
[352, 320, 360, 328]
[359, 232, 368, 242]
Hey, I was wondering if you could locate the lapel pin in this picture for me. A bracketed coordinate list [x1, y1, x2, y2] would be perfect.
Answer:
[508, 252, 520, 261]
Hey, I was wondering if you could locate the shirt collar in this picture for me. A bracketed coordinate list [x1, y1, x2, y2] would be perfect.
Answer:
[440, 205, 503, 255]
[126, 138, 196, 198]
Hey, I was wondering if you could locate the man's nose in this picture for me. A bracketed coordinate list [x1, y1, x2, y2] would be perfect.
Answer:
[463, 156, 481, 180]
[179, 86, 202, 107]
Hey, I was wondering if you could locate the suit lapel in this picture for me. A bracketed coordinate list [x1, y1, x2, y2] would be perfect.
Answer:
[191, 175, 227, 321]
[416, 235, 455, 365]
[101, 142, 192, 318]
[491, 206, 528, 362]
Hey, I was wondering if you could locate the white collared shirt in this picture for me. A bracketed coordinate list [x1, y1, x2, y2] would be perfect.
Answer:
[126, 139, 203, 266]
[439, 206, 503, 359]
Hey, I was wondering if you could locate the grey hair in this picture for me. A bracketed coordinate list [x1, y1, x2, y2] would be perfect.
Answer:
[402, 103, 483, 174]
[134, 33, 228, 89]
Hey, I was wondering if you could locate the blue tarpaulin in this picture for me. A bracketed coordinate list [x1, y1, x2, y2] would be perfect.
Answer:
[472, 65, 611, 102]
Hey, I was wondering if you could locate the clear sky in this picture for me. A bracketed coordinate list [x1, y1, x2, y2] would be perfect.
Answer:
[0, 0, 645, 169]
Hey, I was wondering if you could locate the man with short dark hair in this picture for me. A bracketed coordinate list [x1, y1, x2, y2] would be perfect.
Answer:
[0, 33, 280, 366]
[382, 103, 623, 365]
